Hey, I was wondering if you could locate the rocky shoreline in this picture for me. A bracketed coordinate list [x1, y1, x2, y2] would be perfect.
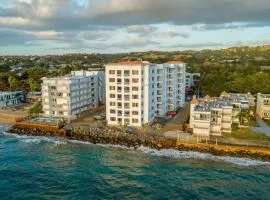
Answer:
[8, 126, 270, 162]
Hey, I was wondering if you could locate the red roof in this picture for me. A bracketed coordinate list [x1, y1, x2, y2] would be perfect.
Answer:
[107, 61, 150, 66]
[166, 61, 185, 64]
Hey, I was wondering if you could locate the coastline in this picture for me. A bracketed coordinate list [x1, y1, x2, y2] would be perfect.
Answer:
[0, 110, 27, 124]
[6, 125, 270, 162]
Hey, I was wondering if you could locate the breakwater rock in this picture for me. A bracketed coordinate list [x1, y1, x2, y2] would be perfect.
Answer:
[8, 125, 270, 161]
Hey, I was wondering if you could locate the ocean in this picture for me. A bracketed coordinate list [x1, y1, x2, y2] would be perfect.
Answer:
[0, 125, 270, 200]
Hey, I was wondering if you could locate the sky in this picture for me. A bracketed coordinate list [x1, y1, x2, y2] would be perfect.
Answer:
[0, 0, 270, 55]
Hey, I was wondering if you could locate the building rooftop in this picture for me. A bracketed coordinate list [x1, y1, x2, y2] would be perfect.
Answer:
[195, 99, 233, 112]
[166, 61, 185, 64]
[259, 93, 270, 98]
[107, 61, 150, 66]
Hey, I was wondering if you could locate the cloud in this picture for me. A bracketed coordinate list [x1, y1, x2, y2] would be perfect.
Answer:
[0, 16, 39, 26]
[0, 28, 33, 45]
[25, 30, 63, 40]
[192, 22, 270, 31]
[126, 25, 157, 37]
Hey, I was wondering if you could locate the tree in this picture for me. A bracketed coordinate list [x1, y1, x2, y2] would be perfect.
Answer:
[237, 109, 252, 126]
[27, 78, 38, 93]
[29, 103, 43, 116]
[8, 75, 19, 91]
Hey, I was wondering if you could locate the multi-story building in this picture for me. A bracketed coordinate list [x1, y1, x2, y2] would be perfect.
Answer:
[190, 92, 256, 137]
[256, 93, 270, 119]
[185, 73, 200, 89]
[42, 70, 105, 119]
[105, 60, 186, 127]
[220, 92, 255, 125]
[0, 91, 24, 108]
[190, 96, 233, 137]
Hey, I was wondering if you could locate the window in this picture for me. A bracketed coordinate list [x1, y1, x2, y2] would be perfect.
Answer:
[132, 118, 139, 123]
[132, 95, 139, 99]
[110, 102, 116, 106]
[110, 94, 115, 98]
[110, 117, 116, 121]
[124, 70, 130, 76]
[132, 78, 139, 83]
[59, 111, 64, 115]
[132, 70, 139, 75]
[109, 86, 115, 90]
[117, 94, 122, 100]
[132, 103, 139, 107]
[109, 78, 115, 82]
[117, 70, 122, 76]
[124, 103, 130, 108]
[117, 79, 122, 84]
[117, 102, 122, 107]
[117, 87, 122, 92]
[110, 110, 116, 114]
[132, 87, 139, 91]
[109, 70, 115, 75]
[132, 111, 139, 115]
[118, 110, 122, 115]
[124, 79, 130, 84]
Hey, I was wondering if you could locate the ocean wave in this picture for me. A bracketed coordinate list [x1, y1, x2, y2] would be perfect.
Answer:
[1, 131, 269, 167]
[2, 132, 67, 145]
[137, 147, 270, 167]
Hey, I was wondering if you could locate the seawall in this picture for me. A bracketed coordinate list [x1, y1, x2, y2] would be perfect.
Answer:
[8, 126, 270, 161]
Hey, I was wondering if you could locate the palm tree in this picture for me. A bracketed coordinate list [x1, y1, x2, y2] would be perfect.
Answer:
[237, 109, 252, 126]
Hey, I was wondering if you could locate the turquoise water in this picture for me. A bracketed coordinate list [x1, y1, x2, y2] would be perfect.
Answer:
[0, 126, 270, 200]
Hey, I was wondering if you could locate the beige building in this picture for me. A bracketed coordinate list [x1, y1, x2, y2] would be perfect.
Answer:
[256, 93, 270, 119]
[105, 60, 186, 127]
[42, 70, 105, 119]
[190, 92, 256, 137]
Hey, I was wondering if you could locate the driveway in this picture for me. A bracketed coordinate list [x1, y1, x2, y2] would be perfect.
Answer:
[251, 117, 270, 136]
[169, 102, 190, 125]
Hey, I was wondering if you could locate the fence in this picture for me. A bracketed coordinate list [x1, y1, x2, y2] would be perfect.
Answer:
[164, 131, 270, 148]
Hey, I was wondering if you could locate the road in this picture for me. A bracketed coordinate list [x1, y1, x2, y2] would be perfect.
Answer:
[169, 102, 190, 125]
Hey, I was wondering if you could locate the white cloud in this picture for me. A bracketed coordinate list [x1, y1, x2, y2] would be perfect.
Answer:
[0, 17, 38, 26]
[25, 30, 62, 39]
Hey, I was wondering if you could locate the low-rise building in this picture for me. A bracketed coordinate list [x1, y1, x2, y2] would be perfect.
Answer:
[0, 91, 24, 108]
[256, 93, 270, 119]
[42, 70, 105, 119]
[105, 60, 186, 127]
[190, 96, 233, 137]
[190, 92, 256, 137]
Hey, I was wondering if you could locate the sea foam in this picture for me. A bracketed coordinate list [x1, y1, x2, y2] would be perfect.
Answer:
[138, 146, 270, 167]
[1, 130, 269, 167]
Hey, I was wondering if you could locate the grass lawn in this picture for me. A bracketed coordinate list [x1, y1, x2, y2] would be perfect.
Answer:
[224, 128, 270, 141]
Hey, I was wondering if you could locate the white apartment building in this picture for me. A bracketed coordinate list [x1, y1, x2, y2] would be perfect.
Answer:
[190, 96, 233, 137]
[42, 70, 105, 119]
[105, 60, 186, 127]
[256, 93, 270, 119]
[185, 73, 200, 89]
[190, 92, 256, 137]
